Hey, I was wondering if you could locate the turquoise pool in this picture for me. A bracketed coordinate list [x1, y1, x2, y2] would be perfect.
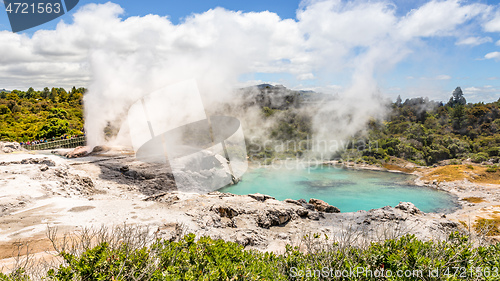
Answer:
[219, 165, 459, 213]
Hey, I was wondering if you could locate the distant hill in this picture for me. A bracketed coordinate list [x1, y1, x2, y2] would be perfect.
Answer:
[238, 84, 335, 110]
[0, 89, 10, 93]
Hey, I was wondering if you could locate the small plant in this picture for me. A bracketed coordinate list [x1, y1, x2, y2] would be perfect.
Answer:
[461, 197, 486, 203]
[472, 152, 489, 163]
[474, 218, 500, 236]
[486, 165, 498, 173]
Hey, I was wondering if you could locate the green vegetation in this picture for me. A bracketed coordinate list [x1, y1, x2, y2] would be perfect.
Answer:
[474, 218, 500, 236]
[3, 85, 500, 167]
[0, 87, 85, 142]
[3, 232, 500, 280]
[252, 86, 500, 166]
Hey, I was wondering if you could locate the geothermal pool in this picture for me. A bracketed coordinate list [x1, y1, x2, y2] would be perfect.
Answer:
[219, 165, 459, 213]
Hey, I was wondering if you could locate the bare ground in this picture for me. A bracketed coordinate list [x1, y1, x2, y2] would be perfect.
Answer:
[0, 150, 496, 273]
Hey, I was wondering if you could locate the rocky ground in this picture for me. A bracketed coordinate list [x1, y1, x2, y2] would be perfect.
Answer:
[0, 146, 497, 272]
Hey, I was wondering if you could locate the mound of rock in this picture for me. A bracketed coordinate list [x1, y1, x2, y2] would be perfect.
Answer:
[256, 208, 298, 228]
[0, 157, 56, 167]
[395, 201, 423, 215]
[0, 142, 23, 153]
[309, 198, 341, 213]
[66, 146, 90, 158]
[284, 198, 340, 213]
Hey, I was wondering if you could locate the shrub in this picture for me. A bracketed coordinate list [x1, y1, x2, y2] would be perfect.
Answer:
[471, 152, 489, 163]
[488, 147, 500, 157]
[486, 166, 498, 173]
[8, 232, 500, 280]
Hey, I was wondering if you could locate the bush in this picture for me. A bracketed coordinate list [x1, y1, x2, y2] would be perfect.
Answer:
[47, 234, 285, 280]
[488, 147, 500, 157]
[0, 104, 11, 115]
[472, 152, 490, 163]
[7, 232, 500, 280]
[486, 166, 498, 173]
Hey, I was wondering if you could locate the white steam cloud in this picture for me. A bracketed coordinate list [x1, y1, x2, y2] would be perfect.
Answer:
[0, 0, 499, 152]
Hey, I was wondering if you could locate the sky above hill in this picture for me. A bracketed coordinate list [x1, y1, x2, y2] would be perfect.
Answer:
[0, 0, 499, 103]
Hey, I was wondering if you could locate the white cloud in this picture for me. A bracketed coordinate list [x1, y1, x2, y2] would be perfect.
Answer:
[435, 74, 452, 80]
[398, 0, 487, 39]
[484, 11, 500, 32]
[497, 40, 500, 46]
[0, 0, 495, 91]
[463, 86, 500, 103]
[485, 51, 500, 60]
[456, 36, 492, 46]
[296, 73, 315, 80]
[419, 74, 451, 80]
[0, 0, 496, 147]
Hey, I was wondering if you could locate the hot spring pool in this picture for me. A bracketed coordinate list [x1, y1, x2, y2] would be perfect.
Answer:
[219, 165, 459, 213]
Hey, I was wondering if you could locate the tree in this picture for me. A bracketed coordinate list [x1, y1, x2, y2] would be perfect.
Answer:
[49, 88, 59, 103]
[395, 95, 402, 107]
[451, 104, 467, 133]
[447, 87, 466, 107]
[59, 88, 69, 102]
[37, 118, 69, 139]
[25, 87, 35, 99]
[42, 87, 50, 99]
[0, 105, 10, 115]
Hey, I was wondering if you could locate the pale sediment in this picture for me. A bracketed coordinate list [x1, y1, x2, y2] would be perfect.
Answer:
[0, 150, 496, 269]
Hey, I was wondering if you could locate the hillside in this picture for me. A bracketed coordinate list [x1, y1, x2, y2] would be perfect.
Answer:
[2, 85, 500, 168]
[0, 87, 85, 142]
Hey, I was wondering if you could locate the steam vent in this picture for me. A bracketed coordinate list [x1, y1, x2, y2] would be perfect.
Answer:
[127, 80, 248, 192]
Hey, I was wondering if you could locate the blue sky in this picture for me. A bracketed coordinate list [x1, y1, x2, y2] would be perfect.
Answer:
[1, 0, 500, 103]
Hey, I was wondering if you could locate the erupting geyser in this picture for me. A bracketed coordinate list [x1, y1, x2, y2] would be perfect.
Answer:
[126, 79, 248, 193]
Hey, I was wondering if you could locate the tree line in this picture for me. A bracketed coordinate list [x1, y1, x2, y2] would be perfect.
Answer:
[0, 87, 85, 142]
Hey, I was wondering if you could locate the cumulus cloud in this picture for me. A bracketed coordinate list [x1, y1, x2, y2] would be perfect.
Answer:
[0, 0, 498, 147]
[418, 75, 451, 80]
[463, 85, 500, 103]
[0, 0, 493, 90]
[484, 11, 500, 32]
[435, 74, 452, 80]
[485, 51, 500, 60]
[397, 0, 487, 39]
[296, 73, 315, 80]
[456, 36, 492, 46]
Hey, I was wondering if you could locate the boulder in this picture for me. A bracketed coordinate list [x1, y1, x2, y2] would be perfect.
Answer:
[307, 211, 321, 220]
[296, 208, 309, 217]
[19, 158, 56, 166]
[309, 198, 340, 213]
[395, 202, 422, 215]
[248, 193, 275, 202]
[211, 205, 239, 219]
[232, 230, 265, 247]
[66, 146, 90, 158]
[0, 142, 22, 153]
[256, 208, 297, 228]
[284, 199, 302, 206]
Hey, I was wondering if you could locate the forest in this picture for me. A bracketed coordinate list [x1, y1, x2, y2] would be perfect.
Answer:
[0, 87, 85, 142]
[244, 86, 500, 166]
[1, 86, 500, 167]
